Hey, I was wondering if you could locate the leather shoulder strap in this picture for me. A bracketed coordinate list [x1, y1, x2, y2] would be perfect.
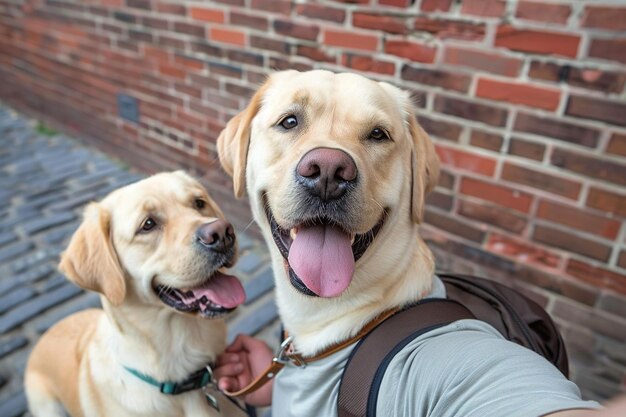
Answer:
[337, 299, 474, 417]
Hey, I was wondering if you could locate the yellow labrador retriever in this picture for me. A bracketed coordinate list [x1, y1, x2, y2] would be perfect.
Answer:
[24, 171, 246, 417]
[217, 69, 439, 357]
[217, 70, 606, 417]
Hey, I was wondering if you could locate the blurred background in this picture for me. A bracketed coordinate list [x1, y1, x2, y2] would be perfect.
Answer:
[0, 0, 624, 415]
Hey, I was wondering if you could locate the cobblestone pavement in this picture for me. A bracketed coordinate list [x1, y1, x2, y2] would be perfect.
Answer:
[0, 105, 279, 417]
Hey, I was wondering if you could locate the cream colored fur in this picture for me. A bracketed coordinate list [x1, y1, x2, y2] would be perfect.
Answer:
[24, 171, 241, 417]
[218, 70, 440, 356]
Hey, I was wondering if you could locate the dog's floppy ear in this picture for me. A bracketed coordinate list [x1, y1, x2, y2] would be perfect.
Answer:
[408, 114, 440, 224]
[217, 81, 270, 198]
[59, 203, 126, 305]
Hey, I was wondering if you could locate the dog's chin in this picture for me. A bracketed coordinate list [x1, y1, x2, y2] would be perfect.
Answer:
[262, 194, 387, 298]
[152, 269, 245, 319]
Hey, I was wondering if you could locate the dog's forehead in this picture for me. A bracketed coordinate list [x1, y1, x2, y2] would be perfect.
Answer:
[101, 172, 209, 220]
[262, 71, 403, 117]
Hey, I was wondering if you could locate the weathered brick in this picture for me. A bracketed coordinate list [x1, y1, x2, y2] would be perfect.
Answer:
[597, 291, 626, 318]
[582, 6, 626, 31]
[429, 237, 517, 273]
[516, 266, 599, 307]
[501, 162, 581, 200]
[586, 187, 626, 217]
[566, 95, 626, 127]
[113, 11, 136, 23]
[141, 16, 169, 30]
[414, 17, 485, 41]
[551, 148, 626, 187]
[210, 28, 246, 46]
[190, 7, 225, 23]
[417, 114, 463, 142]
[495, 25, 580, 58]
[174, 22, 205, 37]
[606, 133, 626, 157]
[469, 130, 503, 152]
[435, 144, 497, 176]
[230, 11, 268, 30]
[385, 40, 436, 63]
[297, 45, 335, 63]
[534, 225, 611, 262]
[508, 138, 545, 161]
[461, 0, 506, 16]
[402, 66, 471, 93]
[268, 57, 312, 72]
[155, 1, 186, 15]
[425, 190, 454, 211]
[588, 38, 626, 64]
[341, 54, 395, 75]
[353, 13, 408, 35]
[566, 259, 626, 296]
[250, 0, 292, 15]
[323, 29, 378, 51]
[537, 200, 621, 240]
[458, 199, 527, 233]
[274, 19, 320, 41]
[460, 177, 534, 213]
[421, 0, 452, 12]
[476, 78, 561, 111]
[380, 0, 411, 7]
[424, 209, 486, 243]
[438, 170, 456, 190]
[434, 95, 508, 127]
[528, 61, 626, 94]
[514, 113, 599, 148]
[296, 4, 345, 23]
[487, 233, 560, 268]
[515, 1, 571, 24]
[250, 35, 290, 54]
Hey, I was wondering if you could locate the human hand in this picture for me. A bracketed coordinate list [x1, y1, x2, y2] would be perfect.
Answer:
[214, 334, 275, 407]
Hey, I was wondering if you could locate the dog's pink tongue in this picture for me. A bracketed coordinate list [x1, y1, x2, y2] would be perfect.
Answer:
[192, 272, 246, 309]
[288, 224, 355, 297]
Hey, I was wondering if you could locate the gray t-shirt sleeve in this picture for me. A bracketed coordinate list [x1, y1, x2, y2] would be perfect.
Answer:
[377, 320, 601, 417]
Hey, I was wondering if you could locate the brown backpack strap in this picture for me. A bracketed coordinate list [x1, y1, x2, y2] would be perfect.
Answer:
[337, 299, 474, 417]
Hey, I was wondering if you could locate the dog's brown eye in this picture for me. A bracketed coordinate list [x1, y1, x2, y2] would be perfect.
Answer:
[369, 128, 389, 141]
[195, 199, 206, 210]
[141, 217, 157, 232]
[280, 115, 298, 130]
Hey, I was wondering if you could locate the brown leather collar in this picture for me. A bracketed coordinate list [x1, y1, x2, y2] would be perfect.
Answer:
[224, 307, 400, 398]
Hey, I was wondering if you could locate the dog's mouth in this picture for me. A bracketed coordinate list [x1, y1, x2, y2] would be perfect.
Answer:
[264, 196, 386, 298]
[153, 271, 245, 318]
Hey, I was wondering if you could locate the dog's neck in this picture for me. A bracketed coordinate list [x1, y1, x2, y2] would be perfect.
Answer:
[100, 299, 226, 382]
[268, 225, 435, 357]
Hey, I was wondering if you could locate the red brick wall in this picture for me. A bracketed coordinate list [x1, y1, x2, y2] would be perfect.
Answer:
[1, 0, 625, 401]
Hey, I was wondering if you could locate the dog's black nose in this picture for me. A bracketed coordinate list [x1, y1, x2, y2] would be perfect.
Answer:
[196, 220, 235, 253]
[296, 147, 357, 201]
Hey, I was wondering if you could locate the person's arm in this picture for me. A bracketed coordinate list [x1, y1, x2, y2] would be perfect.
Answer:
[214, 334, 274, 407]
[545, 397, 626, 417]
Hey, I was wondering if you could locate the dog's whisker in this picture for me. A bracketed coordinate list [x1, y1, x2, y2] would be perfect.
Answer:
[241, 218, 256, 233]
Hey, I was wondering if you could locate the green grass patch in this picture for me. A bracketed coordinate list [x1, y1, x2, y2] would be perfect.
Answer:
[35, 121, 58, 136]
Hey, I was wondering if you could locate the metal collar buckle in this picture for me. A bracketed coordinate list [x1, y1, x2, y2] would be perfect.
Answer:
[273, 336, 306, 368]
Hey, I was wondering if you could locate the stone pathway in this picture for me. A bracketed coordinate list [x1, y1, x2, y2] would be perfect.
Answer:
[0, 105, 279, 417]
